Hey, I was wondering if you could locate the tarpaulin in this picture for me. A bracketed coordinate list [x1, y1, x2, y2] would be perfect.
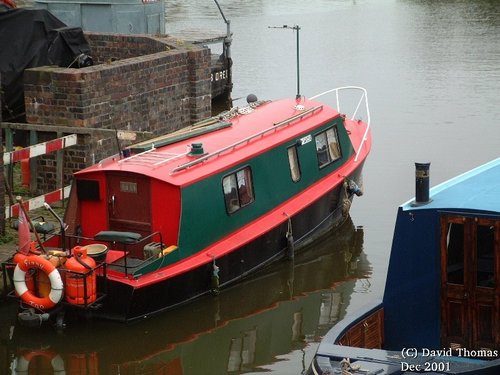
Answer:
[0, 9, 92, 122]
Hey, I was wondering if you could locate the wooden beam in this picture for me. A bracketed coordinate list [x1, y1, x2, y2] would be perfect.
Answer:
[0, 122, 152, 139]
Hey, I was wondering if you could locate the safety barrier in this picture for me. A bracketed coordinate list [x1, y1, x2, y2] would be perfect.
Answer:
[4, 134, 76, 219]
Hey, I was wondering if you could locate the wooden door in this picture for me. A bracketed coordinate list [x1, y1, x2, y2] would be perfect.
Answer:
[107, 173, 151, 235]
[441, 215, 499, 352]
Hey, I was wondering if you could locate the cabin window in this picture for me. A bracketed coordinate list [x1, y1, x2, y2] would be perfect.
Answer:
[287, 146, 301, 182]
[315, 127, 341, 168]
[223, 167, 254, 214]
[76, 179, 100, 201]
[445, 222, 465, 285]
[476, 224, 495, 288]
[120, 181, 137, 193]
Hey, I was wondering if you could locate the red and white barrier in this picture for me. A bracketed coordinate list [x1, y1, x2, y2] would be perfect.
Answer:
[5, 186, 71, 219]
[3, 134, 77, 165]
[4, 134, 77, 218]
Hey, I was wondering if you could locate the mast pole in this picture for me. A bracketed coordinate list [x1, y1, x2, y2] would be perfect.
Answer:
[269, 24, 302, 99]
[295, 25, 300, 99]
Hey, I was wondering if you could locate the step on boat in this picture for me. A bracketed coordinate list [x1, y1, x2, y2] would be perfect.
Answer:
[1, 87, 371, 324]
[307, 160, 500, 374]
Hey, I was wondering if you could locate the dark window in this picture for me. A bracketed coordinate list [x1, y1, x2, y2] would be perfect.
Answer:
[476, 224, 495, 288]
[223, 167, 254, 214]
[446, 222, 465, 285]
[287, 146, 301, 182]
[76, 179, 100, 201]
[315, 127, 341, 168]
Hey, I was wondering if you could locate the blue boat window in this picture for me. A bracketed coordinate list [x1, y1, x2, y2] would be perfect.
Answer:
[287, 146, 301, 182]
[223, 167, 254, 214]
[315, 127, 341, 168]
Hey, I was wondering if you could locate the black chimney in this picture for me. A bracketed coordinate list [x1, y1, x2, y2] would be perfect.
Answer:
[415, 162, 431, 205]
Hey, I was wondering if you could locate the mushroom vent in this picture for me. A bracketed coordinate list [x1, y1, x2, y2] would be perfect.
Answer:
[189, 143, 205, 156]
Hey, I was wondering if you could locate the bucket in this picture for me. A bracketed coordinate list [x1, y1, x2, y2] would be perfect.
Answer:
[82, 244, 108, 263]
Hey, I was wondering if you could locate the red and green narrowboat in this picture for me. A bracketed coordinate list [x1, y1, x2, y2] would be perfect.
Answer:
[2, 87, 371, 323]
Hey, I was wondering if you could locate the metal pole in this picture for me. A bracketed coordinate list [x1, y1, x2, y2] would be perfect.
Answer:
[268, 25, 302, 99]
[295, 25, 300, 99]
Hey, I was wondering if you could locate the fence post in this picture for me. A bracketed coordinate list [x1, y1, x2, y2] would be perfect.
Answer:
[29, 130, 38, 194]
[56, 131, 64, 208]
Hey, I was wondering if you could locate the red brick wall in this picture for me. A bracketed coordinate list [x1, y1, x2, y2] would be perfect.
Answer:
[22, 33, 212, 193]
[24, 34, 211, 133]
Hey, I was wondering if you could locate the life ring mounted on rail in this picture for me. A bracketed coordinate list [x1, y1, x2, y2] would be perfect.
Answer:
[13, 253, 64, 311]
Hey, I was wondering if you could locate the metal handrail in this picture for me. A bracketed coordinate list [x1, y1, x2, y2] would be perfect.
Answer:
[310, 86, 371, 162]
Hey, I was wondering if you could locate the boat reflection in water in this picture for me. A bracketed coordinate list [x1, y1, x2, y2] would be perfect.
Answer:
[1, 217, 370, 374]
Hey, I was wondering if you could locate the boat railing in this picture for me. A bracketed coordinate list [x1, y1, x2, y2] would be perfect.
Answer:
[63, 231, 165, 276]
[171, 105, 324, 173]
[118, 146, 189, 169]
[310, 86, 371, 162]
[0, 257, 108, 310]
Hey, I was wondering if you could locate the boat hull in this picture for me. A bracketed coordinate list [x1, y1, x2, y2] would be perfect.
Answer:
[89, 164, 364, 321]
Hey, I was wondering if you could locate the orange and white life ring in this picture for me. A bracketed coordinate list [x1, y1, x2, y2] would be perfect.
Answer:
[13, 254, 63, 311]
[15, 350, 65, 374]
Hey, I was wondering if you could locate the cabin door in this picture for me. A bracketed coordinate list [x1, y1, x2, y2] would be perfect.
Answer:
[440, 215, 499, 352]
[107, 173, 151, 235]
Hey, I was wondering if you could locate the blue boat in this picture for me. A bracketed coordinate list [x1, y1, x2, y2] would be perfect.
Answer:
[308, 159, 500, 374]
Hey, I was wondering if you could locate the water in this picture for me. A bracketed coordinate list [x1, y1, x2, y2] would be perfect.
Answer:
[1, 0, 499, 373]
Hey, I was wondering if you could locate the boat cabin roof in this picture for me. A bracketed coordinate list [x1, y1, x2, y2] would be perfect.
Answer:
[77, 98, 341, 187]
[402, 157, 500, 215]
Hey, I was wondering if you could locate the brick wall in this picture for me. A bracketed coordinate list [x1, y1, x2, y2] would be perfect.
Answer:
[25, 33, 211, 133]
[22, 33, 212, 194]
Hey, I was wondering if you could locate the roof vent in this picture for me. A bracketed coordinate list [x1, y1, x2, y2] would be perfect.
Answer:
[189, 143, 206, 157]
[247, 94, 258, 104]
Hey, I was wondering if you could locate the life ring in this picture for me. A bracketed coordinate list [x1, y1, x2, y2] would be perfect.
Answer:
[13, 254, 64, 311]
[16, 350, 66, 374]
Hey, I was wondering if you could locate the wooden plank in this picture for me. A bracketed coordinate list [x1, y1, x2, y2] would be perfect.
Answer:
[0, 122, 152, 138]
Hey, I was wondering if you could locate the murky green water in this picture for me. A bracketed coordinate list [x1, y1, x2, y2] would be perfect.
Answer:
[1, 0, 499, 373]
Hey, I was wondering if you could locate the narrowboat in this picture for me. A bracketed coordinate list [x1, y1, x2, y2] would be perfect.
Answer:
[1, 87, 371, 324]
[308, 160, 500, 374]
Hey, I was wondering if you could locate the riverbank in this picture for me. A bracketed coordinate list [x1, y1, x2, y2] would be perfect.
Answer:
[0, 243, 12, 262]
[0, 243, 13, 294]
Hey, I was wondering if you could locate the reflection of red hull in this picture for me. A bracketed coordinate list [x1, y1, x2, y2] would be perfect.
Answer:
[3, 219, 368, 375]
[0, 0, 16, 10]
[112, 357, 183, 375]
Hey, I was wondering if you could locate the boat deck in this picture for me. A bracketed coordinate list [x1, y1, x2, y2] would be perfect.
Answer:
[314, 345, 500, 374]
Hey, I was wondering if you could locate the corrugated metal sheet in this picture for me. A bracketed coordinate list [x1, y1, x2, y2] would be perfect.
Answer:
[35, 0, 165, 34]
